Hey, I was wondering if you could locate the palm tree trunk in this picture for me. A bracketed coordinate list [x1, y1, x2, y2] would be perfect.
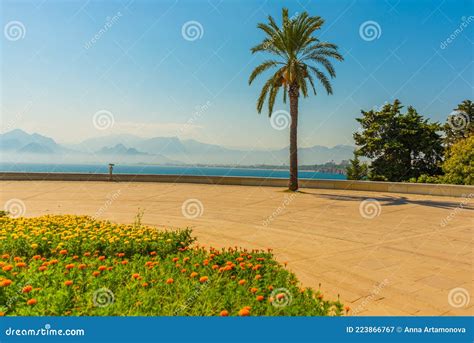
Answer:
[288, 85, 299, 191]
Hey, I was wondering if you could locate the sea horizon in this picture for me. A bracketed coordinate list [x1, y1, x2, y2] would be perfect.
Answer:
[0, 162, 347, 180]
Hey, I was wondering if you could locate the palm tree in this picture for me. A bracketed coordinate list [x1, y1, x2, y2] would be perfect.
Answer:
[249, 8, 343, 191]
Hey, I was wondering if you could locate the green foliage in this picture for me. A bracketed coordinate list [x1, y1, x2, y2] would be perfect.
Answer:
[354, 100, 444, 182]
[0, 215, 343, 316]
[346, 152, 368, 180]
[444, 100, 474, 148]
[409, 174, 442, 184]
[248, 8, 343, 115]
[441, 134, 474, 185]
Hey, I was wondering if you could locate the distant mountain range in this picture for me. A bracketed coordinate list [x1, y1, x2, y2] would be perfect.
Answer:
[0, 129, 355, 165]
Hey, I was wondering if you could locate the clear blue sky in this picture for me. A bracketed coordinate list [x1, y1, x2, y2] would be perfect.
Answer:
[1, 0, 472, 149]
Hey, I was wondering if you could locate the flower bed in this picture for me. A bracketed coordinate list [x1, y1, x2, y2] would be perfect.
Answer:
[0, 215, 344, 316]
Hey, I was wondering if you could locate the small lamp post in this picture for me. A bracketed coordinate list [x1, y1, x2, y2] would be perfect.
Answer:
[108, 163, 115, 181]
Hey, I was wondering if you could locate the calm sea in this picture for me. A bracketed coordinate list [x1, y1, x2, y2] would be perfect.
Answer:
[0, 163, 346, 180]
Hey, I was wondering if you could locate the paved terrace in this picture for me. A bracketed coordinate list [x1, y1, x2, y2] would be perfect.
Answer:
[1, 180, 472, 316]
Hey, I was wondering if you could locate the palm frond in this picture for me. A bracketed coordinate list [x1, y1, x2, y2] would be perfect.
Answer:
[248, 60, 281, 85]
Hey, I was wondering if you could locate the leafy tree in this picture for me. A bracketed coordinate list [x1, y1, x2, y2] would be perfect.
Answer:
[444, 100, 474, 147]
[249, 8, 343, 191]
[346, 152, 368, 180]
[441, 134, 474, 185]
[354, 100, 444, 182]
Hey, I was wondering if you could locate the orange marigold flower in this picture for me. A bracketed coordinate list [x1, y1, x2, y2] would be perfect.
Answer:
[22, 285, 33, 293]
[1, 279, 13, 287]
[166, 278, 174, 284]
[183, 257, 190, 263]
[250, 287, 258, 293]
[238, 279, 246, 286]
[150, 251, 157, 256]
[199, 276, 209, 283]
[1, 254, 9, 259]
[142, 282, 149, 287]
[84, 252, 91, 257]
[98, 266, 107, 271]
[64, 280, 73, 286]
[0, 312, 4, 316]
[78, 264, 87, 270]
[38, 266, 47, 272]
[256, 295, 264, 301]
[65, 264, 74, 270]
[236, 257, 244, 262]
[27, 299, 37, 306]
[98, 256, 106, 261]
[219, 310, 229, 317]
[181, 269, 187, 273]
[268, 285, 274, 291]
[92, 271, 100, 277]
[132, 273, 140, 279]
[238, 308, 250, 316]
[190, 272, 198, 278]
[172, 257, 179, 262]
[345, 306, 350, 312]
[255, 275, 262, 280]
[32, 255, 41, 260]
[59, 250, 68, 255]
[16, 262, 27, 268]
[2, 265, 13, 272]
[212, 264, 219, 270]
[50, 259, 59, 265]
[276, 293, 285, 300]
[117, 253, 125, 258]
[121, 260, 128, 265]
[317, 294, 323, 300]
[72, 255, 79, 260]
[14, 257, 22, 262]
[145, 261, 153, 267]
